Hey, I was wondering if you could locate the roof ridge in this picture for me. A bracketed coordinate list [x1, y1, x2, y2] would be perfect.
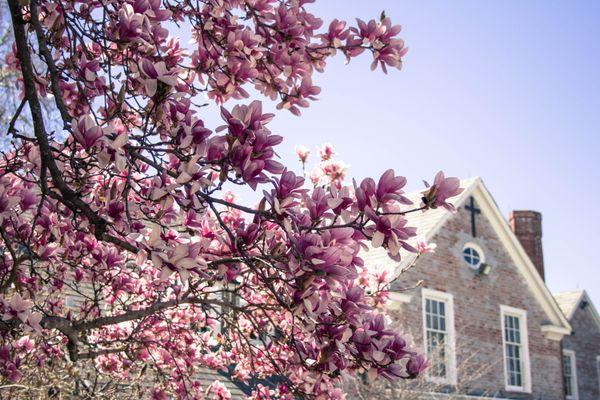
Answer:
[402, 176, 481, 197]
[364, 176, 572, 334]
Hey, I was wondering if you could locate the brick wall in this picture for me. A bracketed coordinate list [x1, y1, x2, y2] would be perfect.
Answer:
[509, 211, 545, 281]
[358, 202, 565, 399]
[562, 305, 600, 400]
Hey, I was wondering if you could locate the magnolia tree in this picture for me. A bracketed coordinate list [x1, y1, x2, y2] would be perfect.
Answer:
[0, 0, 462, 398]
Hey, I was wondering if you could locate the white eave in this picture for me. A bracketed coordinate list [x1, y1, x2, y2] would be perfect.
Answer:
[364, 177, 572, 339]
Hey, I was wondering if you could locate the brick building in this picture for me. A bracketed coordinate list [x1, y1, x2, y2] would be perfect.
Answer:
[353, 177, 598, 399]
[56, 176, 597, 399]
[554, 290, 600, 400]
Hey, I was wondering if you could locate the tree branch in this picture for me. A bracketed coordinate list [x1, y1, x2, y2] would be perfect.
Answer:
[7, 0, 138, 254]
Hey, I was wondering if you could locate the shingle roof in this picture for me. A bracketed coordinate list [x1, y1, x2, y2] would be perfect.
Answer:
[196, 366, 283, 399]
[196, 367, 247, 399]
[553, 289, 600, 332]
[361, 176, 572, 334]
[553, 290, 585, 320]
[361, 177, 479, 281]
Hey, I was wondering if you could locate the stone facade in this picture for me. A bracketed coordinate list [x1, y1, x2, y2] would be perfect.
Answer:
[390, 203, 563, 398]
[353, 179, 572, 399]
[560, 295, 600, 400]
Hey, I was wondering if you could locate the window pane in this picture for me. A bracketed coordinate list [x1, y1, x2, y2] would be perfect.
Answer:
[504, 315, 523, 388]
[563, 355, 572, 396]
[463, 247, 481, 267]
[424, 298, 449, 379]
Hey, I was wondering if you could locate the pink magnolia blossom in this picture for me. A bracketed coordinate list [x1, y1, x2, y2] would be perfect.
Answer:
[72, 115, 104, 149]
[416, 238, 437, 254]
[422, 171, 464, 211]
[2, 293, 34, 323]
[295, 145, 310, 163]
[139, 59, 179, 97]
[0, 185, 20, 222]
[309, 165, 325, 185]
[149, 229, 207, 282]
[2, 293, 42, 333]
[321, 159, 348, 188]
[116, 4, 145, 43]
[0, 0, 464, 397]
[318, 143, 335, 161]
[206, 380, 232, 400]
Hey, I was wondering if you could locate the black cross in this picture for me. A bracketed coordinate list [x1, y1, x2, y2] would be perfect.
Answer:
[465, 196, 481, 237]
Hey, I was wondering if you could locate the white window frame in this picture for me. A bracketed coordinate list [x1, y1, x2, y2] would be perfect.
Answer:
[562, 349, 579, 400]
[462, 242, 485, 270]
[500, 305, 531, 393]
[422, 288, 457, 385]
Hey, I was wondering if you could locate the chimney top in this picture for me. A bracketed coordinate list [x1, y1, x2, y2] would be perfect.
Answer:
[509, 210, 545, 281]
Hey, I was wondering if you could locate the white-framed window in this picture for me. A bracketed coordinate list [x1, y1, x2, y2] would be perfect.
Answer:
[462, 242, 485, 269]
[422, 288, 456, 385]
[500, 305, 531, 392]
[562, 349, 578, 399]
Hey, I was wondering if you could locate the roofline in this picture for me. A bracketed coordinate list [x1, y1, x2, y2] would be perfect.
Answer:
[389, 178, 479, 281]
[554, 290, 586, 321]
[558, 290, 600, 331]
[393, 177, 571, 333]
[472, 178, 571, 332]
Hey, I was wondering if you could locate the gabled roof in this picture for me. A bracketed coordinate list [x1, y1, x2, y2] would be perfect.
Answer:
[197, 366, 281, 399]
[554, 290, 585, 320]
[362, 177, 478, 278]
[554, 290, 600, 330]
[362, 177, 571, 335]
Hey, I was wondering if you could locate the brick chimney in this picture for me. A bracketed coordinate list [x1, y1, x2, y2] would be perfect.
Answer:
[509, 210, 545, 281]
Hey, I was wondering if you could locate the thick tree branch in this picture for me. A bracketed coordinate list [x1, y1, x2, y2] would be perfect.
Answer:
[28, 1, 71, 127]
[7, 0, 138, 254]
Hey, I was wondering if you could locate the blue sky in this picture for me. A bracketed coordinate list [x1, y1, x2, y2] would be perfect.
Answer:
[118, 1, 600, 306]
[299, 0, 600, 305]
[206, 1, 600, 305]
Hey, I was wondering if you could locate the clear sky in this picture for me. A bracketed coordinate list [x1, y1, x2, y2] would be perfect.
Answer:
[174, 1, 600, 307]
[210, 1, 600, 306]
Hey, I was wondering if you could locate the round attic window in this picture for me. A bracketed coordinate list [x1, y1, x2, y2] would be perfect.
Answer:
[462, 243, 484, 269]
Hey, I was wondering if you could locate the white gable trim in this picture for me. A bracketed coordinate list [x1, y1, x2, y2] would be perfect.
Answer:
[422, 288, 457, 386]
[541, 324, 571, 341]
[500, 305, 532, 393]
[472, 180, 571, 335]
[392, 178, 571, 336]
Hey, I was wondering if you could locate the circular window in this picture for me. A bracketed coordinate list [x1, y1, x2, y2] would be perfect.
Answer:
[462, 244, 484, 269]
